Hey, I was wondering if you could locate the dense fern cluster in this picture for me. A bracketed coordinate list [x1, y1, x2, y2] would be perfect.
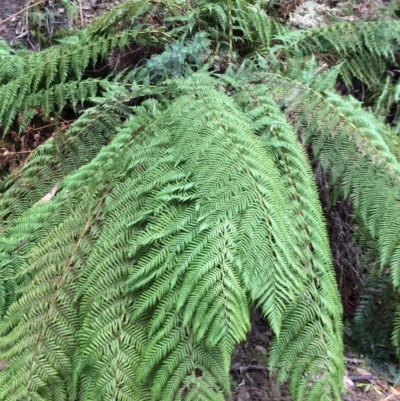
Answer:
[0, 0, 400, 400]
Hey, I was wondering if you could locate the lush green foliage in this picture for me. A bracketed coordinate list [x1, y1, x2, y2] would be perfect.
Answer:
[0, 0, 400, 400]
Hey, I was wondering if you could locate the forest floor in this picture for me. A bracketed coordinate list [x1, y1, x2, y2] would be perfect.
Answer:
[231, 312, 400, 401]
[1, 1, 400, 400]
[0, 0, 23, 44]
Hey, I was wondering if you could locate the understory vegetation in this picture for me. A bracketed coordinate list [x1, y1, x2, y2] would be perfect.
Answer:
[0, 0, 400, 400]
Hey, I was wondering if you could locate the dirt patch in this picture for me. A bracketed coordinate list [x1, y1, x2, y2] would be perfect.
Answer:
[230, 312, 400, 401]
[0, 0, 25, 44]
[0, 0, 118, 49]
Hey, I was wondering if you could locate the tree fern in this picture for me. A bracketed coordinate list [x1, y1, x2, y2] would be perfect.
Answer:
[1, 0, 400, 400]
[0, 72, 344, 400]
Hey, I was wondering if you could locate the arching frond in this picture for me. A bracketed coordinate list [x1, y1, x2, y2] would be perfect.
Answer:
[0, 8, 164, 135]
[0, 74, 344, 401]
[234, 84, 343, 400]
[269, 19, 400, 86]
[249, 70, 400, 348]
[3, 1, 400, 400]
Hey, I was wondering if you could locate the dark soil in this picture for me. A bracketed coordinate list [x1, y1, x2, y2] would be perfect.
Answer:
[0, 0, 25, 44]
[231, 312, 400, 401]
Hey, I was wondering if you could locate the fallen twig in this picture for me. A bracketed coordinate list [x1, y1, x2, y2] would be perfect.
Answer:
[347, 375, 377, 381]
[78, 0, 84, 27]
[0, 1, 45, 26]
[230, 364, 268, 373]
[345, 357, 364, 364]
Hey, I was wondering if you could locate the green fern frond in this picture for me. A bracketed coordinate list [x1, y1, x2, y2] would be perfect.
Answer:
[0, 73, 344, 401]
[168, 74, 308, 330]
[0, 81, 151, 320]
[75, 94, 251, 399]
[0, 111, 138, 399]
[0, 204, 97, 400]
[243, 4, 289, 47]
[85, 0, 153, 36]
[0, 81, 134, 229]
[233, 84, 343, 400]
[0, 21, 164, 135]
[250, 69, 400, 348]
[0, 40, 13, 57]
[269, 20, 400, 86]
[181, 0, 287, 51]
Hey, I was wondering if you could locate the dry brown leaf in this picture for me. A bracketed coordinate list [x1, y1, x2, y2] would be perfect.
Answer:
[375, 379, 388, 391]
[344, 375, 355, 390]
[237, 386, 250, 401]
[389, 386, 400, 395]
[381, 392, 398, 401]
[356, 367, 373, 376]
[255, 345, 266, 353]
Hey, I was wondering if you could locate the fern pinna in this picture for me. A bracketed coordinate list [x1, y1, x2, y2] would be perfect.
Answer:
[1, 0, 400, 400]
